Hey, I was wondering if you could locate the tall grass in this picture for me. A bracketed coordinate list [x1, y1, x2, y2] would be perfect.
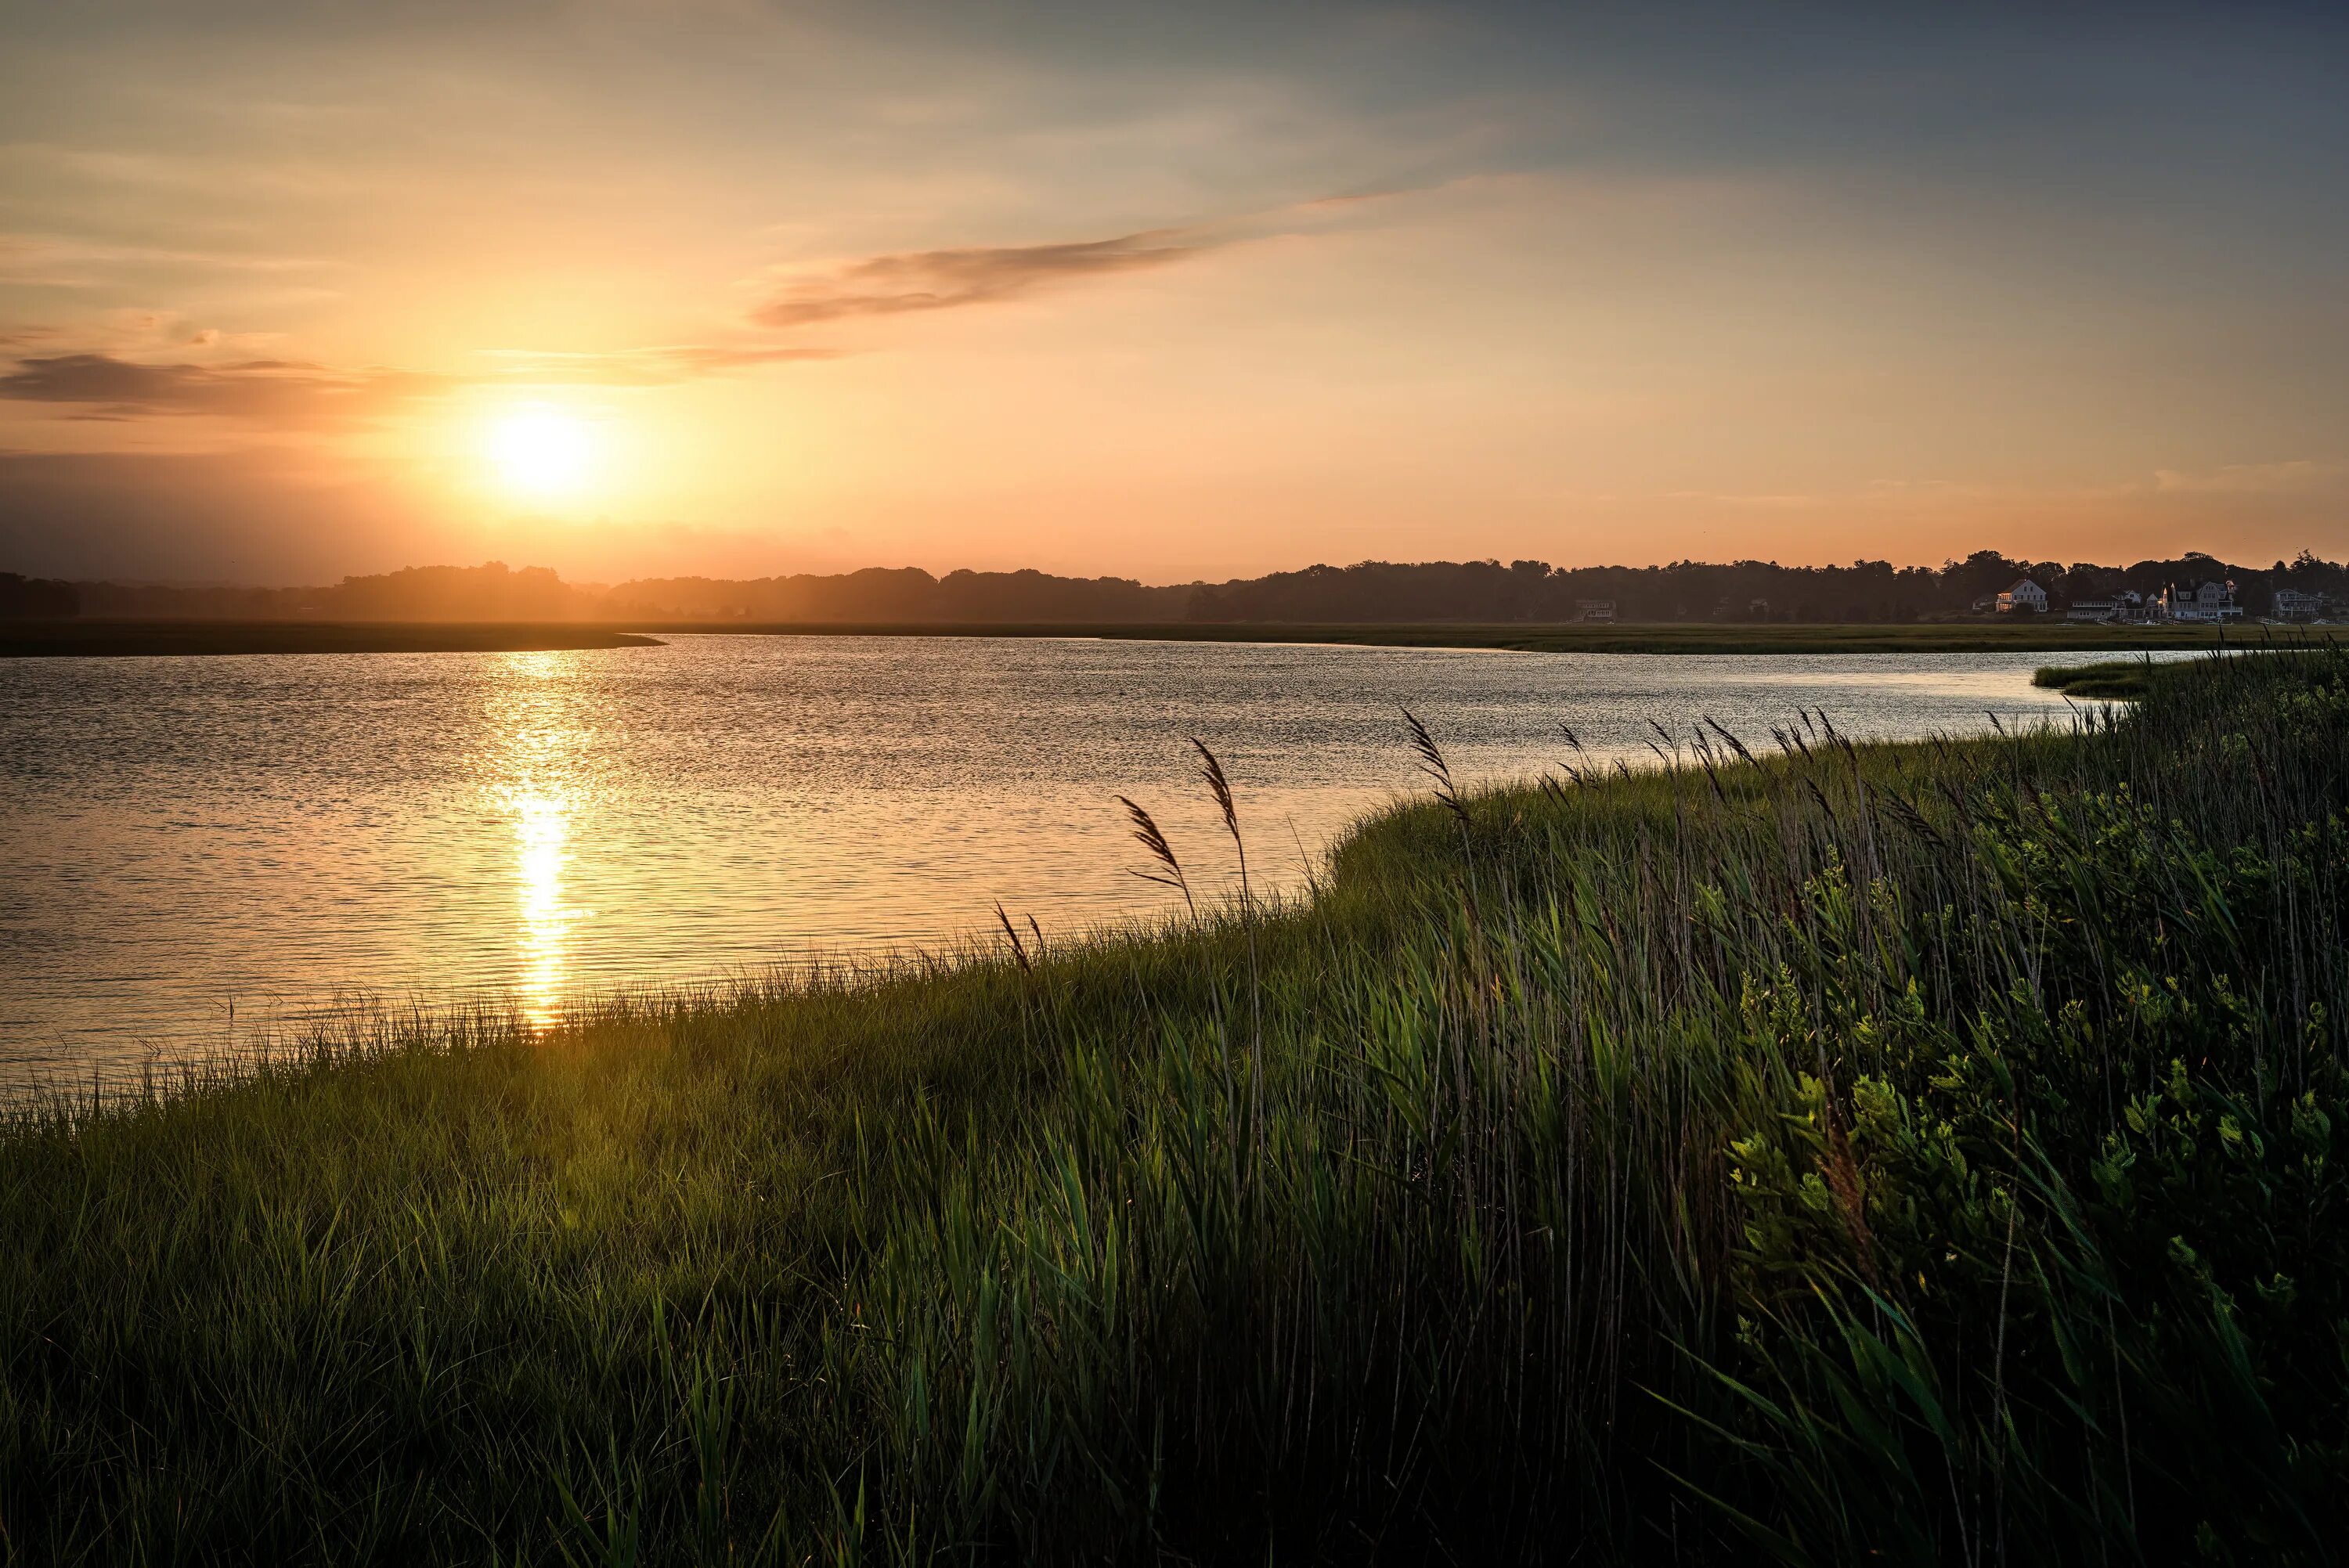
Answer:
[1, 651, 2344, 1563]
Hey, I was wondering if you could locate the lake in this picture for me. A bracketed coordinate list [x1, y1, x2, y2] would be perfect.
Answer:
[1, 635, 2148, 1080]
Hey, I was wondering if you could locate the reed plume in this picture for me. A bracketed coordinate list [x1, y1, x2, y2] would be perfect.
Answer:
[1190, 736, 1264, 1167]
[993, 900, 1031, 974]
[1402, 706, 1469, 832]
[1189, 737, 1248, 907]
[1117, 795, 1194, 917]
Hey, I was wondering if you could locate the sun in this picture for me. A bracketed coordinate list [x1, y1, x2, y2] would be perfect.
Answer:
[486, 405, 597, 501]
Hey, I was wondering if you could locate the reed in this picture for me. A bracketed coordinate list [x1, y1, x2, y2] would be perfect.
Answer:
[0, 649, 2343, 1563]
[2032, 658, 2160, 701]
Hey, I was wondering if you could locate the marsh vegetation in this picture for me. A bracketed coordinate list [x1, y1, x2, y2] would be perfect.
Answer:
[2033, 658, 2162, 702]
[2, 651, 2344, 1563]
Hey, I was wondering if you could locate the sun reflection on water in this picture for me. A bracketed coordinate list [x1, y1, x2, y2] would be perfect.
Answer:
[504, 788, 574, 1027]
[490, 652, 592, 1029]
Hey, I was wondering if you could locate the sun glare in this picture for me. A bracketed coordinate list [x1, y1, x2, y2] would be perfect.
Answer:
[487, 405, 597, 501]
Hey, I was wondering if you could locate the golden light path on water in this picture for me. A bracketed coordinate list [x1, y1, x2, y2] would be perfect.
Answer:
[489, 652, 589, 1029]
[0, 637, 2194, 1079]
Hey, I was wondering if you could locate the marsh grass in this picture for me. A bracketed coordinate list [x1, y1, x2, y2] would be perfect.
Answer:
[2033, 658, 2160, 702]
[2, 651, 2345, 1563]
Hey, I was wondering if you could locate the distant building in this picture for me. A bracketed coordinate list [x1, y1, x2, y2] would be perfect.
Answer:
[2073, 589, 2155, 624]
[2274, 587, 2327, 621]
[1997, 579, 2048, 615]
[1747, 597, 1770, 619]
[2167, 580, 2241, 623]
[1575, 598, 1616, 623]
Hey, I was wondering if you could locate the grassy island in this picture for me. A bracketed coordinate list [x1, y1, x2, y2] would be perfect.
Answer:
[2033, 658, 2163, 701]
[3, 652, 2345, 1563]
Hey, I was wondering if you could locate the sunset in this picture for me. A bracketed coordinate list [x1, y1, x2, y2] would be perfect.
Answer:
[485, 403, 601, 504]
[4, 4, 2348, 1563]
[5, 4, 2346, 581]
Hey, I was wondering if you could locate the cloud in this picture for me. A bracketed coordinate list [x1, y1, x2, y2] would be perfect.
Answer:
[0, 229, 336, 290]
[0, 353, 449, 426]
[474, 343, 843, 386]
[2148, 460, 2344, 496]
[0, 336, 845, 427]
[1668, 463, 2349, 513]
[738, 189, 1429, 333]
[0, 197, 1361, 431]
[0, 335, 846, 422]
[749, 228, 1201, 328]
[2, 196, 1380, 429]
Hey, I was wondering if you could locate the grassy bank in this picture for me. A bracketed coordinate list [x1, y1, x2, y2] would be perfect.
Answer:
[3, 652, 2345, 1563]
[627, 619, 2243, 656]
[0, 622, 664, 658]
[2034, 658, 2162, 701]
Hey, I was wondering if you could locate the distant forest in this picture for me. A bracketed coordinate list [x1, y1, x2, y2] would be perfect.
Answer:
[6, 549, 2347, 624]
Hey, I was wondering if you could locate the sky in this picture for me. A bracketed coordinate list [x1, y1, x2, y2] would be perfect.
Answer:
[1, 1, 2345, 585]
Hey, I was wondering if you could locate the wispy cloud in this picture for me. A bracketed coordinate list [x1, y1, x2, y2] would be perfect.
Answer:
[749, 228, 1201, 328]
[1662, 463, 2349, 517]
[0, 229, 337, 290]
[0, 354, 449, 426]
[741, 185, 1434, 333]
[0, 337, 843, 425]
[2, 193, 1390, 429]
[2149, 460, 2343, 496]
[475, 343, 843, 386]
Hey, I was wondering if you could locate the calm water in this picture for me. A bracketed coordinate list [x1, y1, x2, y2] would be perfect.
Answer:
[2, 636, 2142, 1078]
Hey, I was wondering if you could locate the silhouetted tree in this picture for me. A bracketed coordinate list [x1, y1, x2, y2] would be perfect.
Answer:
[43, 546, 2349, 625]
[0, 572, 78, 618]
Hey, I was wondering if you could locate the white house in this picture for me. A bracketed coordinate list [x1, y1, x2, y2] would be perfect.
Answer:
[2274, 587, 2326, 621]
[1997, 579, 2048, 615]
[1575, 598, 1616, 623]
[2079, 589, 2154, 624]
[2170, 580, 2242, 623]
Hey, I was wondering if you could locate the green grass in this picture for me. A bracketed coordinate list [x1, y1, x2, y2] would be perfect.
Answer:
[3, 652, 2347, 1563]
[2033, 658, 2161, 701]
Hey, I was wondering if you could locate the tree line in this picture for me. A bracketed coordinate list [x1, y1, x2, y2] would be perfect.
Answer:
[1182, 550, 2347, 623]
[5, 549, 2344, 624]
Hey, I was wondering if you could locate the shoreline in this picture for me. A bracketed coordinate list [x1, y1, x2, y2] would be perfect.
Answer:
[0, 615, 2280, 659]
[612, 618, 2253, 654]
[2, 651, 2344, 1556]
[0, 621, 666, 657]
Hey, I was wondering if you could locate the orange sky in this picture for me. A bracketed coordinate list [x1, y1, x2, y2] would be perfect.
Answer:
[2, 3, 2345, 582]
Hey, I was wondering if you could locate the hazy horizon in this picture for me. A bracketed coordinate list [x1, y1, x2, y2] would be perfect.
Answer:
[18, 542, 2333, 597]
[5, 3, 2346, 584]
